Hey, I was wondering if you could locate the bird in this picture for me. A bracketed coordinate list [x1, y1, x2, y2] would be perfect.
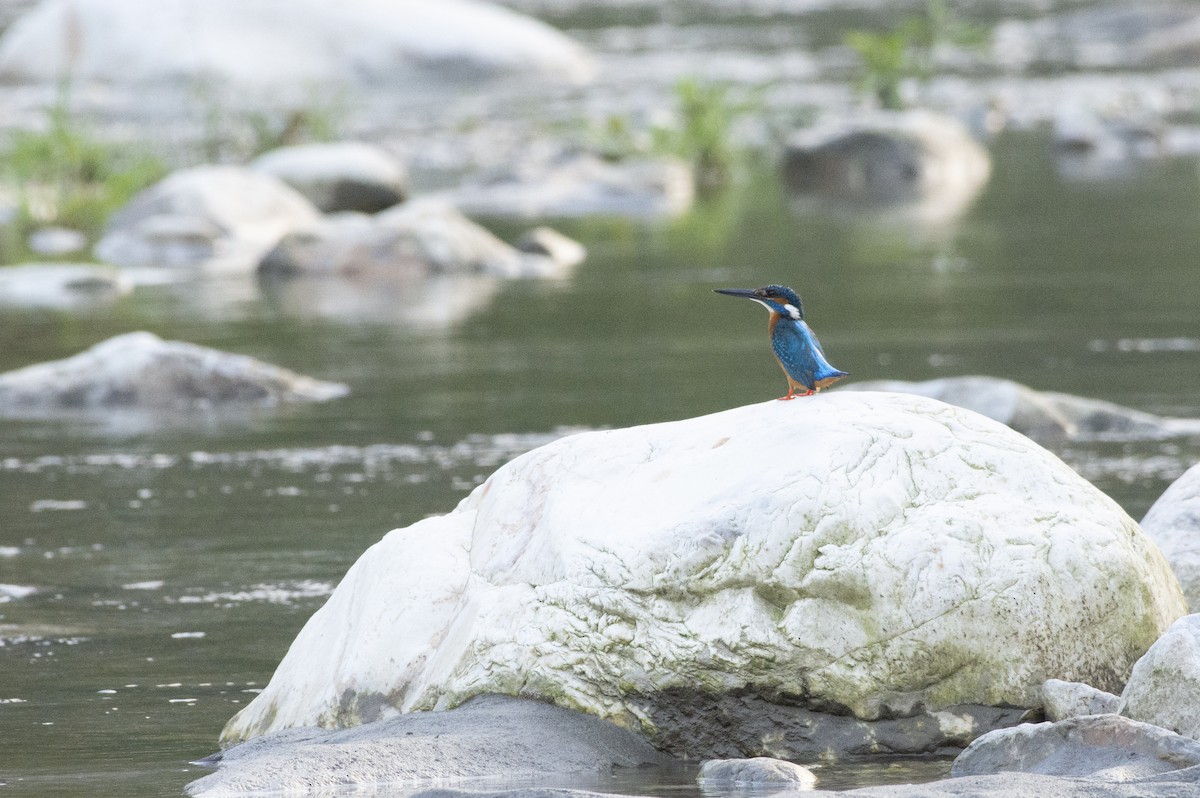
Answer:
[714, 284, 848, 400]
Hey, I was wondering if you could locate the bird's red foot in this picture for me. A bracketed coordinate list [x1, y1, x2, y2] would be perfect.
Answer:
[778, 389, 814, 400]
[777, 394, 797, 401]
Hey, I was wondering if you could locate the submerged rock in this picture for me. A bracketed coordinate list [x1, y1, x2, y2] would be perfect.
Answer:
[951, 714, 1200, 781]
[186, 694, 668, 797]
[1042, 679, 1120, 722]
[94, 166, 320, 273]
[0, 0, 593, 104]
[0, 263, 133, 308]
[442, 152, 695, 219]
[1140, 465, 1200, 611]
[1119, 614, 1200, 741]
[251, 142, 408, 214]
[258, 200, 567, 279]
[845, 376, 1200, 442]
[221, 393, 1184, 756]
[698, 757, 817, 787]
[0, 331, 347, 412]
[782, 111, 990, 223]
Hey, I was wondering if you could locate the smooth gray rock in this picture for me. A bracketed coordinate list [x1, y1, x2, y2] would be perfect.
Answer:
[698, 757, 817, 787]
[251, 142, 408, 214]
[442, 152, 694, 219]
[1120, 614, 1200, 741]
[516, 226, 587, 269]
[1043, 680, 1121, 722]
[94, 166, 320, 273]
[845, 376, 1200, 443]
[1141, 466, 1200, 611]
[782, 111, 990, 224]
[258, 200, 566, 279]
[185, 695, 671, 797]
[0, 263, 133, 308]
[0, 331, 347, 412]
[27, 226, 87, 256]
[952, 714, 1200, 781]
[833, 767, 1200, 797]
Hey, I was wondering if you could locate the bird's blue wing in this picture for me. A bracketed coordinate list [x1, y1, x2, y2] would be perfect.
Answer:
[771, 319, 844, 390]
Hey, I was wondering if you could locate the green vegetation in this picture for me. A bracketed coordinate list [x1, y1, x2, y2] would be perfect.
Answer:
[0, 81, 166, 246]
[844, 0, 984, 110]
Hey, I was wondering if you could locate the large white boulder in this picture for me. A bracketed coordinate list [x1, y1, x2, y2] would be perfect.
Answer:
[222, 394, 1186, 749]
[1119, 614, 1200, 740]
[0, 0, 593, 103]
[1141, 465, 1200, 610]
[250, 142, 408, 214]
[94, 166, 320, 273]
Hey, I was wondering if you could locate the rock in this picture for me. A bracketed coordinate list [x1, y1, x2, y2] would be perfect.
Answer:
[698, 757, 817, 787]
[258, 200, 566, 279]
[442, 152, 695, 219]
[1140, 465, 1200, 611]
[185, 694, 669, 797]
[1042, 680, 1121, 722]
[220, 393, 1185, 757]
[0, 0, 593, 105]
[782, 111, 990, 223]
[516, 226, 587, 269]
[0, 331, 347, 412]
[94, 166, 320, 273]
[1119, 614, 1200, 741]
[27, 226, 87, 256]
[839, 768, 1200, 798]
[250, 142, 407, 214]
[844, 376, 1200, 443]
[0, 263, 132, 308]
[951, 714, 1200, 781]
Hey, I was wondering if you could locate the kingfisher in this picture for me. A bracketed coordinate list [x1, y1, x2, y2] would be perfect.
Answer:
[715, 284, 849, 400]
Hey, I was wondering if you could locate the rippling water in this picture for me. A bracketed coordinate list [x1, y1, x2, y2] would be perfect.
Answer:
[3, 97, 1200, 798]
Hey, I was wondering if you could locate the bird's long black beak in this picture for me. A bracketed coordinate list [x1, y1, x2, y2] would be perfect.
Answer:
[714, 288, 758, 299]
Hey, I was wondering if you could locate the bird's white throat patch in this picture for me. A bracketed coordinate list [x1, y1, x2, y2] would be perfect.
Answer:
[784, 304, 801, 320]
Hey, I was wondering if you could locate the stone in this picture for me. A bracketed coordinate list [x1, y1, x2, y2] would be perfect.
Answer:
[1140, 465, 1200, 611]
[251, 142, 407, 214]
[0, 331, 347, 412]
[844, 376, 1200, 443]
[442, 152, 695, 219]
[1042, 680, 1120, 722]
[1119, 614, 1200, 741]
[782, 111, 990, 223]
[698, 757, 817, 787]
[951, 714, 1200, 781]
[0, 263, 132, 308]
[94, 166, 320, 273]
[838, 768, 1200, 797]
[27, 226, 87, 256]
[220, 393, 1185, 756]
[185, 694, 669, 797]
[516, 227, 587, 269]
[0, 0, 593, 105]
[258, 200, 566, 279]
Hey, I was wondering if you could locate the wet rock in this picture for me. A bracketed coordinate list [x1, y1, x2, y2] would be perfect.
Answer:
[951, 714, 1200, 781]
[251, 142, 408, 214]
[94, 166, 320, 273]
[0, 331, 347, 412]
[0, 0, 593, 105]
[185, 694, 669, 797]
[0, 263, 133, 308]
[782, 111, 990, 223]
[1119, 614, 1200, 741]
[698, 756, 816, 787]
[992, 4, 1200, 72]
[516, 226, 587, 269]
[1042, 680, 1120, 722]
[1140, 465, 1200, 611]
[844, 376, 1200, 442]
[258, 200, 566, 279]
[221, 394, 1184, 754]
[442, 152, 695, 219]
[840, 768, 1200, 797]
[27, 226, 87, 256]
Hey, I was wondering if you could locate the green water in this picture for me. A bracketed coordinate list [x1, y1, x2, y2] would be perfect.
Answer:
[2, 133, 1200, 796]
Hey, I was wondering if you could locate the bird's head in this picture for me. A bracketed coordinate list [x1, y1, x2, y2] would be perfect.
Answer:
[714, 284, 804, 320]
